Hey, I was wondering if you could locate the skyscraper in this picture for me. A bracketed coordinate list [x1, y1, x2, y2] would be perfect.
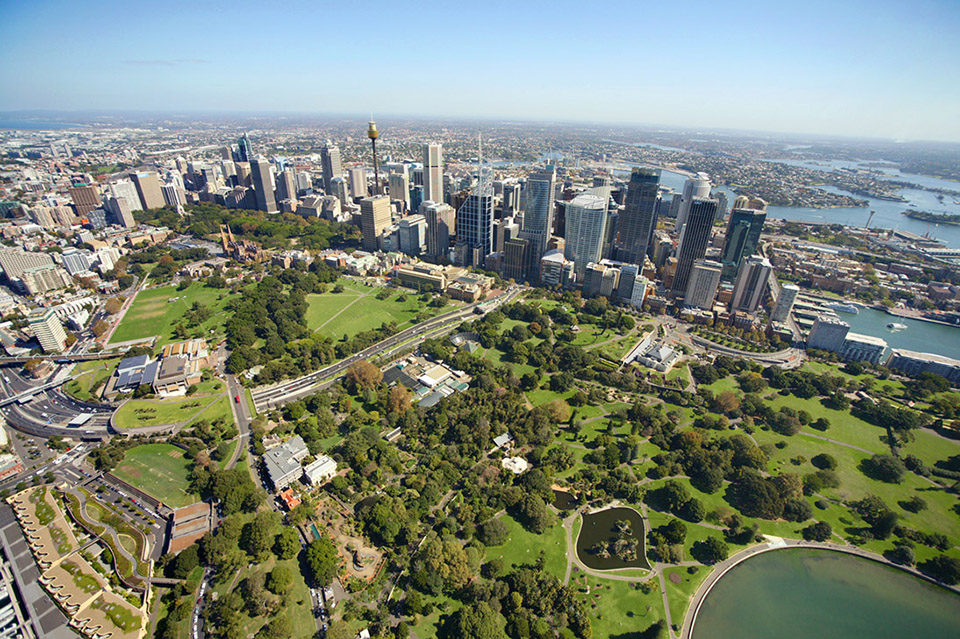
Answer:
[503, 237, 531, 282]
[29, 307, 67, 353]
[422, 200, 455, 260]
[389, 173, 410, 211]
[671, 197, 718, 295]
[674, 173, 711, 233]
[720, 208, 766, 280]
[616, 167, 661, 264]
[563, 192, 608, 280]
[520, 167, 557, 263]
[770, 282, 800, 323]
[321, 144, 342, 193]
[68, 183, 102, 216]
[360, 196, 391, 252]
[422, 143, 443, 204]
[131, 171, 165, 210]
[250, 159, 277, 213]
[277, 168, 298, 203]
[398, 215, 426, 255]
[349, 168, 368, 200]
[730, 255, 772, 313]
[456, 191, 494, 266]
[684, 259, 723, 310]
[237, 133, 253, 162]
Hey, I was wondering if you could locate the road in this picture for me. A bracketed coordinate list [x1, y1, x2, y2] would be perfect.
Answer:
[251, 286, 522, 411]
[0, 364, 113, 439]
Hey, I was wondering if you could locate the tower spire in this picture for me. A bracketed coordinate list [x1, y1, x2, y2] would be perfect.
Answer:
[367, 117, 380, 196]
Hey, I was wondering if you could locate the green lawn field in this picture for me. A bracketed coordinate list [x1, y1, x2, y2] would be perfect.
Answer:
[483, 513, 568, 580]
[113, 396, 217, 429]
[305, 281, 454, 341]
[111, 443, 198, 508]
[64, 358, 119, 402]
[109, 283, 233, 346]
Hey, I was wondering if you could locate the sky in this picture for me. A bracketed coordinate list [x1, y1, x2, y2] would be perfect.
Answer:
[1, 0, 959, 141]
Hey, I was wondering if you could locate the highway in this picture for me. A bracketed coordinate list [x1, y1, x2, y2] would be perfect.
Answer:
[0, 364, 113, 439]
[251, 286, 521, 411]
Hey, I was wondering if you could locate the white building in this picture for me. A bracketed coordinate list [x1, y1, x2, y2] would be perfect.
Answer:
[303, 455, 338, 485]
[564, 193, 608, 280]
[807, 314, 850, 352]
[28, 307, 67, 353]
[770, 282, 800, 322]
[684, 259, 722, 310]
[422, 143, 444, 204]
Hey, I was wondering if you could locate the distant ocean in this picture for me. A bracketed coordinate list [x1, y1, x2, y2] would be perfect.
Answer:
[0, 120, 86, 130]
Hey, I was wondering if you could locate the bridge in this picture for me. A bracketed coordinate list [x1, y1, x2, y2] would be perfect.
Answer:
[0, 352, 120, 365]
[0, 375, 77, 407]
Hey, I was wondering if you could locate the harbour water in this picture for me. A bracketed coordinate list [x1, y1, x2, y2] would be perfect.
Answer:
[842, 306, 960, 360]
[690, 549, 960, 639]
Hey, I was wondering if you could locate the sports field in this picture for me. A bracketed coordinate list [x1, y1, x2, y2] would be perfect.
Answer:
[111, 443, 198, 508]
[305, 280, 454, 341]
[108, 283, 233, 346]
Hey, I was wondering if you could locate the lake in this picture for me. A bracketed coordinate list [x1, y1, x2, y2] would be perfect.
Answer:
[575, 506, 649, 570]
[691, 549, 960, 639]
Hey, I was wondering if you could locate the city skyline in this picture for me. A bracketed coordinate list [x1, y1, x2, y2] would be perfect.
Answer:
[1, 1, 959, 142]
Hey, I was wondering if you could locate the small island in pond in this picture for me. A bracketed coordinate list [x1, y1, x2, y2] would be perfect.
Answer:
[900, 210, 960, 225]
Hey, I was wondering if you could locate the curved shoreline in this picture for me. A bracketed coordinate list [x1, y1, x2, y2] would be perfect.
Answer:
[682, 540, 960, 639]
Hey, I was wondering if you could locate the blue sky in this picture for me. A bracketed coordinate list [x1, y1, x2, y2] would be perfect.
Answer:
[1, 0, 958, 141]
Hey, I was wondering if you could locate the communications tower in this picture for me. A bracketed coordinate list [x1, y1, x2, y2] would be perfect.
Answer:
[367, 118, 380, 195]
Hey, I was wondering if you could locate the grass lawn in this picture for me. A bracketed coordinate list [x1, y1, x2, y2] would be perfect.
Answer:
[572, 576, 664, 639]
[216, 439, 239, 470]
[306, 281, 455, 341]
[111, 443, 198, 508]
[483, 513, 567, 580]
[663, 565, 711, 627]
[65, 358, 119, 402]
[187, 395, 233, 427]
[109, 283, 233, 346]
[113, 396, 217, 429]
[702, 376, 740, 395]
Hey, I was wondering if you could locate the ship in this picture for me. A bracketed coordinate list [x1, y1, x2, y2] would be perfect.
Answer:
[827, 302, 860, 314]
[886, 322, 908, 331]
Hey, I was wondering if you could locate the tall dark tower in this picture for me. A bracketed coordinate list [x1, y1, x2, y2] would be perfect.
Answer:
[237, 133, 252, 163]
[671, 197, 718, 296]
[367, 119, 380, 195]
[616, 167, 661, 265]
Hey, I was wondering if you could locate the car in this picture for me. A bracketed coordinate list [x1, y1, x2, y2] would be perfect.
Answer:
[235, 394, 240, 403]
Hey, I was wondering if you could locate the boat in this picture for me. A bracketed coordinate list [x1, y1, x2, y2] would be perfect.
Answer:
[827, 302, 860, 314]
[886, 322, 908, 331]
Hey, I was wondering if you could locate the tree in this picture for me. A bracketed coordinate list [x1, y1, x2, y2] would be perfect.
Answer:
[305, 536, 339, 586]
[256, 616, 293, 639]
[811, 453, 837, 470]
[861, 454, 906, 484]
[801, 522, 832, 542]
[266, 565, 294, 595]
[439, 601, 506, 639]
[91, 320, 110, 337]
[273, 528, 301, 560]
[242, 510, 281, 560]
[168, 544, 199, 578]
[514, 493, 553, 534]
[681, 498, 706, 523]
[919, 555, 960, 585]
[104, 297, 124, 314]
[386, 385, 412, 414]
[691, 537, 729, 564]
[661, 519, 687, 545]
[346, 360, 382, 390]
[477, 518, 510, 546]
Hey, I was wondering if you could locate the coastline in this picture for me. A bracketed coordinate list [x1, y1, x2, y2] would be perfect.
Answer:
[881, 306, 960, 329]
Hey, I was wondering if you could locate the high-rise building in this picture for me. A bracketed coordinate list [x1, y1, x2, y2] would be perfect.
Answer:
[29, 307, 68, 353]
[0, 249, 54, 281]
[674, 173, 711, 233]
[684, 259, 723, 310]
[502, 182, 522, 216]
[360, 196, 391, 252]
[61, 249, 92, 275]
[422, 143, 443, 204]
[720, 208, 767, 280]
[277, 168, 298, 203]
[456, 191, 494, 267]
[29, 206, 55, 228]
[106, 196, 137, 228]
[321, 144, 342, 193]
[68, 183, 102, 216]
[616, 167, 661, 264]
[106, 180, 143, 212]
[582, 263, 607, 298]
[521, 167, 557, 263]
[715, 191, 729, 221]
[730, 255, 772, 313]
[808, 315, 850, 352]
[422, 200, 455, 260]
[130, 171, 165, 209]
[237, 133, 253, 162]
[671, 197, 718, 295]
[563, 192, 608, 280]
[389, 172, 410, 211]
[330, 178, 350, 207]
[349, 168, 368, 200]
[398, 215, 426, 255]
[770, 282, 800, 323]
[250, 159, 277, 213]
[629, 275, 649, 308]
[616, 263, 640, 301]
[502, 237, 529, 283]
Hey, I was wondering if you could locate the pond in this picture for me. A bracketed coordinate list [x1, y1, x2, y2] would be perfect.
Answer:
[575, 506, 649, 570]
[691, 549, 960, 639]
[552, 489, 577, 511]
